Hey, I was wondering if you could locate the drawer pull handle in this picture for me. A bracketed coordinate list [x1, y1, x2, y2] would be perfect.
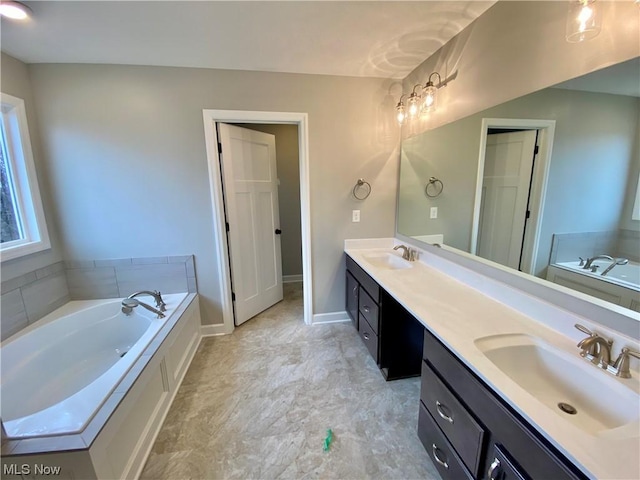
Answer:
[435, 401, 454, 424]
[363, 332, 370, 340]
[363, 306, 370, 313]
[488, 458, 501, 480]
[431, 444, 449, 469]
[353, 286, 358, 295]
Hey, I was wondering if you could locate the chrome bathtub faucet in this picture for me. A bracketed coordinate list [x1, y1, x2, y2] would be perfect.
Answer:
[582, 255, 613, 270]
[121, 298, 165, 319]
[126, 290, 166, 312]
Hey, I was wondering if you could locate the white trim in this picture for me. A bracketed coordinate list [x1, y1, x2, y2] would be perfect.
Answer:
[283, 274, 303, 283]
[202, 109, 312, 334]
[0, 93, 51, 262]
[312, 311, 350, 324]
[200, 323, 230, 336]
[470, 118, 556, 274]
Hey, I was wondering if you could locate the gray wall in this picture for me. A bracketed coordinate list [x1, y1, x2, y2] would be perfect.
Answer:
[402, 1, 639, 135]
[239, 123, 302, 278]
[0, 53, 63, 280]
[398, 88, 639, 277]
[26, 63, 398, 324]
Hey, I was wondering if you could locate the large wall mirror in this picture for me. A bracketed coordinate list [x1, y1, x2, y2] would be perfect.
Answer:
[398, 57, 640, 314]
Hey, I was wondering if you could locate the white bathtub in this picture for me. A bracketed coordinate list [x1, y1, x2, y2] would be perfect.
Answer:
[555, 260, 640, 291]
[0, 292, 187, 439]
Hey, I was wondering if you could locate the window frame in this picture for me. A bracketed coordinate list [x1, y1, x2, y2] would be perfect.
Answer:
[0, 92, 50, 261]
[632, 173, 640, 221]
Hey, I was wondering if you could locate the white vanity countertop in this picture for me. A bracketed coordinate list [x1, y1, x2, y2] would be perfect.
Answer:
[345, 242, 640, 480]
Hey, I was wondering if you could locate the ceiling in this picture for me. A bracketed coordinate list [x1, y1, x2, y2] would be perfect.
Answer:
[0, 1, 496, 79]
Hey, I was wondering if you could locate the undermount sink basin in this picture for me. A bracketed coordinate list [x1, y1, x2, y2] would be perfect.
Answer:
[474, 333, 640, 435]
[362, 253, 413, 270]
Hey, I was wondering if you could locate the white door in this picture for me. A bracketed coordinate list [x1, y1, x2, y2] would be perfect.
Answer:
[218, 124, 283, 325]
[477, 130, 537, 269]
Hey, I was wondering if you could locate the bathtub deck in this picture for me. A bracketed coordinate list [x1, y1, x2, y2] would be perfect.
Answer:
[140, 282, 440, 479]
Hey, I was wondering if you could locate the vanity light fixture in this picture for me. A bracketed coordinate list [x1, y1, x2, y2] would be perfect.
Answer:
[0, 1, 32, 20]
[395, 72, 445, 125]
[566, 0, 601, 43]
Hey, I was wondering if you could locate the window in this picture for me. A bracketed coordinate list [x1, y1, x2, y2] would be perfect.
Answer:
[0, 93, 50, 261]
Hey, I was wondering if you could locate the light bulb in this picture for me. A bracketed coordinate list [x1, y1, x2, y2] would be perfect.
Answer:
[422, 84, 438, 113]
[566, 0, 601, 43]
[396, 105, 406, 125]
[0, 1, 31, 20]
[407, 93, 420, 118]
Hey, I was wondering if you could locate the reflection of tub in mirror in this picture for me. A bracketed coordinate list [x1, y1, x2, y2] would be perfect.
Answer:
[546, 261, 640, 312]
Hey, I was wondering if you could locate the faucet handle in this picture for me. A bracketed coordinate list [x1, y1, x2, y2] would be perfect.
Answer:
[607, 348, 640, 378]
[574, 323, 594, 336]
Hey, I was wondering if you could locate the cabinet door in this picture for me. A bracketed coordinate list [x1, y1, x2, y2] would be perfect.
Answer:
[346, 271, 359, 329]
[486, 444, 528, 480]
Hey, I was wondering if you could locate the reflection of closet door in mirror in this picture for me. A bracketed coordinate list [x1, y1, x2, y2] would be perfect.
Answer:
[477, 130, 537, 270]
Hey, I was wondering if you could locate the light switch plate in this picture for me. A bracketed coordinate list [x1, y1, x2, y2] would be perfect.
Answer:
[352, 210, 361, 222]
[430, 207, 438, 219]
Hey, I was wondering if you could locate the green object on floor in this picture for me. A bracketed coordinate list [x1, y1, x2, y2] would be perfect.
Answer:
[323, 428, 333, 451]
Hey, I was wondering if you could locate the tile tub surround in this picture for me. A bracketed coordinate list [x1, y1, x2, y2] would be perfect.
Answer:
[550, 230, 640, 265]
[64, 255, 198, 299]
[344, 242, 640, 480]
[1, 255, 197, 341]
[141, 282, 441, 480]
[1, 261, 70, 341]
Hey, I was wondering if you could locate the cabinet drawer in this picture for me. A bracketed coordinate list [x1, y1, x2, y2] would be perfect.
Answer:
[358, 313, 379, 363]
[346, 255, 379, 302]
[358, 287, 379, 334]
[421, 360, 485, 477]
[418, 401, 474, 480]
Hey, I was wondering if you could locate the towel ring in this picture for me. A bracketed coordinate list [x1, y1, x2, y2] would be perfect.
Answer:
[425, 177, 443, 198]
[353, 179, 371, 200]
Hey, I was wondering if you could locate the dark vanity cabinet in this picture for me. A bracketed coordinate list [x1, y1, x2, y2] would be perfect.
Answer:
[418, 328, 587, 480]
[345, 255, 423, 380]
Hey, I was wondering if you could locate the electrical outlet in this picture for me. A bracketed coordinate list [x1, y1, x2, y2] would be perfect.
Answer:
[430, 207, 438, 219]
[352, 210, 361, 222]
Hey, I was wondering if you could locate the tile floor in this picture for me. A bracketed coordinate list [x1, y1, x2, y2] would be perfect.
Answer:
[140, 282, 441, 479]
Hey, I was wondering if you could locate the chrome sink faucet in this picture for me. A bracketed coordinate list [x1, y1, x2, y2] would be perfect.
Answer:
[575, 324, 612, 367]
[393, 244, 419, 261]
[127, 290, 166, 312]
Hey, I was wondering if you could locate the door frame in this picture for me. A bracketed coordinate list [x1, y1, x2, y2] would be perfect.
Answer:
[202, 110, 311, 334]
[470, 118, 556, 274]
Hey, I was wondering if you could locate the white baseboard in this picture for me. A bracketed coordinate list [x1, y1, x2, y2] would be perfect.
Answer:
[201, 323, 232, 336]
[283, 274, 303, 283]
[312, 311, 350, 324]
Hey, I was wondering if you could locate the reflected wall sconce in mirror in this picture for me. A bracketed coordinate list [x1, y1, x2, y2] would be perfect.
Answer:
[566, 0, 601, 43]
[0, 1, 32, 20]
[395, 72, 444, 125]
